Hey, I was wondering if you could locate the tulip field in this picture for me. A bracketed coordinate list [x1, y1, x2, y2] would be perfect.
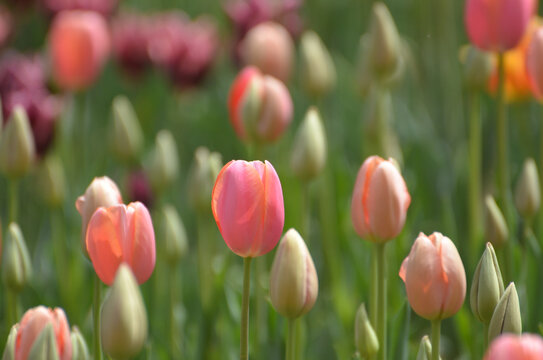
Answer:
[4, 0, 543, 359]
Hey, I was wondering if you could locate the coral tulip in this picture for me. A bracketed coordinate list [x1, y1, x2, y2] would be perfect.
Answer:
[465, 0, 536, 52]
[15, 306, 72, 360]
[485, 334, 543, 360]
[86, 202, 156, 285]
[350, 155, 410, 242]
[49, 10, 110, 91]
[399, 232, 466, 320]
[211, 160, 284, 258]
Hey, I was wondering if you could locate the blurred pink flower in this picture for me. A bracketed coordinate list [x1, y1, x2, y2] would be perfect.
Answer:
[111, 13, 153, 77]
[41, 0, 118, 17]
[126, 170, 154, 209]
[485, 334, 543, 360]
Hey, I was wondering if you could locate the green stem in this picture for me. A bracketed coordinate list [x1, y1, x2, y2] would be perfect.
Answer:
[468, 91, 482, 262]
[240, 257, 253, 360]
[376, 243, 387, 360]
[483, 322, 489, 350]
[431, 319, 441, 360]
[370, 246, 378, 329]
[93, 275, 103, 360]
[8, 179, 18, 224]
[286, 318, 297, 360]
[300, 180, 311, 241]
[170, 264, 179, 358]
[5, 289, 17, 332]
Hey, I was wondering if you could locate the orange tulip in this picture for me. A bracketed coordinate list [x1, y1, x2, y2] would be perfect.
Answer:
[86, 202, 156, 285]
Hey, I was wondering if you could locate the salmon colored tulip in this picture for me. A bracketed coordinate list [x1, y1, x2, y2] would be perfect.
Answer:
[211, 160, 284, 258]
[86, 202, 156, 285]
[228, 66, 293, 144]
[526, 26, 543, 98]
[76, 176, 122, 257]
[49, 10, 110, 91]
[465, 0, 536, 52]
[399, 232, 466, 320]
[15, 306, 72, 360]
[350, 156, 410, 242]
[485, 334, 543, 360]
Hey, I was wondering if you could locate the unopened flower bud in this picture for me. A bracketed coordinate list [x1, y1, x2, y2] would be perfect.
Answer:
[161, 205, 188, 264]
[514, 158, 540, 219]
[488, 282, 522, 342]
[290, 107, 327, 182]
[101, 264, 148, 359]
[27, 323, 59, 360]
[111, 95, 143, 163]
[270, 229, 318, 319]
[2, 223, 32, 293]
[300, 31, 336, 97]
[148, 130, 179, 193]
[71, 327, 89, 360]
[187, 147, 222, 213]
[485, 195, 509, 248]
[2, 325, 17, 360]
[354, 303, 379, 358]
[470, 242, 504, 324]
[459, 45, 494, 90]
[0, 106, 35, 178]
[368, 2, 401, 79]
[38, 155, 66, 208]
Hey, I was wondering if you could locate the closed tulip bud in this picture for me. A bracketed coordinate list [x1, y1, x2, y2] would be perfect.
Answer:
[0, 106, 35, 179]
[416, 335, 431, 360]
[70, 327, 89, 360]
[356, 35, 372, 96]
[212, 160, 284, 258]
[485, 195, 509, 248]
[49, 10, 110, 91]
[514, 158, 540, 219]
[86, 202, 156, 285]
[148, 130, 179, 193]
[27, 323, 59, 360]
[240, 22, 294, 83]
[465, 0, 536, 52]
[187, 147, 222, 213]
[527, 28, 543, 98]
[76, 176, 122, 258]
[368, 3, 401, 79]
[488, 283, 522, 342]
[471, 242, 505, 324]
[2, 223, 32, 293]
[354, 303, 379, 358]
[351, 156, 411, 242]
[400, 232, 466, 320]
[300, 31, 336, 97]
[101, 264, 148, 359]
[290, 107, 327, 182]
[111, 95, 143, 163]
[161, 205, 188, 264]
[460, 45, 495, 90]
[485, 333, 543, 360]
[2, 325, 17, 360]
[38, 155, 66, 208]
[270, 229, 318, 319]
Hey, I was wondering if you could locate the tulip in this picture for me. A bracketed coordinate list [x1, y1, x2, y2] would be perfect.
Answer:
[300, 30, 336, 97]
[76, 176, 122, 257]
[38, 155, 66, 208]
[351, 156, 411, 242]
[527, 27, 543, 98]
[0, 106, 35, 179]
[212, 160, 284, 258]
[399, 232, 466, 320]
[147, 130, 179, 193]
[86, 202, 156, 285]
[187, 147, 222, 213]
[416, 335, 433, 360]
[354, 303, 379, 359]
[70, 327, 89, 360]
[485, 334, 543, 360]
[125, 170, 154, 209]
[465, 0, 536, 52]
[488, 282, 522, 342]
[485, 195, 509, 247]
[110, 95, 143, 163]
[49, 10, 110, 91]
[2, 325, 17, 360]
[368, 2, 401, 79]
[14, 306, 71, 360]
[460, 45, 494, 91]
[2, 223, 32, 293]
[514, 158, 540, 219]
[160, 204, 188, 264]
[228, 66, 293, 144]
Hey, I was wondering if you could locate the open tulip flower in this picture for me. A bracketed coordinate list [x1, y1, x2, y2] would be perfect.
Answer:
[485, 334, 543, 360]
[86, 202, 156, 286]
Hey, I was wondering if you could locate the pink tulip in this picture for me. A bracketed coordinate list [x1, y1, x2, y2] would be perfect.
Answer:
[485, 334, 543, 360]
[465, 0, 536, 52]
[526, 27, 543, 98]
[15, 306, 72, 360]
[212, 160, 284, 257]
[49, 10, 110, 91]
[228, 66, 293, 143]
[86, 202, 156, 285]
[350, 156, 410, 242]
[399, 232, 466, 320]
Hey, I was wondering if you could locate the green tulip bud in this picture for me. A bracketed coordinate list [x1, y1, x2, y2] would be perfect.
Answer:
[2, 223, 32, 293]
[71, 326, 90, 360]
[459, 45, 494, 91]
[488, 282, 522, 342]
[356, 35, 372, 97]
[0, 106, 35, 178]
[161, 205, 188, 264]
[470, 242, 504, 324]
[101, 264, 148, 359]
[28, 323, 59, 360]
[368, 2, 401, 79]
[187, 147, 222, 213]
[38, 155, 66, 208]
[111, 95, 144, 163]
[416, 335, 431, 360]
[354, 303, 379, 358]
[148, 130, 179, 193]
[485, 195, 509, 248]
[514, 158, 540, 220]
[300, 30, 336, 97]
[241, 76, 264, 142]
[2, 325, 18, 360]
[290, 107, 327, 182]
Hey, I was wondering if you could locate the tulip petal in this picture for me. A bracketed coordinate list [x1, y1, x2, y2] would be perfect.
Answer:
[127, 202, 156, 284]
[228, 67, 260, 139]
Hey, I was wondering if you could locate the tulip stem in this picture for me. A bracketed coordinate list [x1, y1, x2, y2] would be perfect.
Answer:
[468, 90, 482, 262]
[170, 264, 180, 358]
[300, 180, 311, 241]
[8, 178, 18, 223]
[539, 106, 543, 246]
[375, 242, 387, 360]
[286, 318, 297, 360]
[93, 274, 103, 360]
[483, 322, 489, 349]
[5, 289, 17, 331]
[431, 319, 441, 360]
[241, 257, 253, 360]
